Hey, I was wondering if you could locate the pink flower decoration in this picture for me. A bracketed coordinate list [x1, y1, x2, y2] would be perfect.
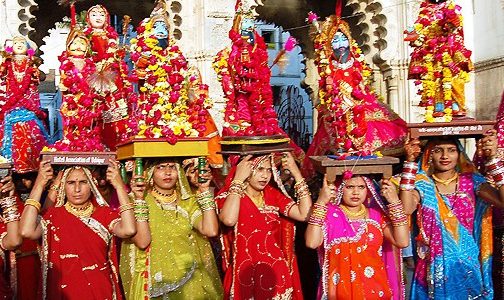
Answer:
[284, 36, 297, 52]
[307, 11, 318, 23]
[5, 46, 13, 54]
[343, 170, 353, 180]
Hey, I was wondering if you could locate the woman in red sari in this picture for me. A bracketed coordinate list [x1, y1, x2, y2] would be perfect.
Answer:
[305, 175, 409, 299]
[216, 152, 311, 299]
[19, 160, 136, 300]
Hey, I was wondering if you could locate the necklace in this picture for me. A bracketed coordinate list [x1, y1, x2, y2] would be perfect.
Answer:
[340, 204, 367, 219]
[246, 191, 265, 208]
[432, 172, 458, 186]
[64, 201, 94, 218]
[152, 188, 177, 207]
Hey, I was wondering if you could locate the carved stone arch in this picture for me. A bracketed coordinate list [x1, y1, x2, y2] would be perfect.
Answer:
[345, 0, 390, 70]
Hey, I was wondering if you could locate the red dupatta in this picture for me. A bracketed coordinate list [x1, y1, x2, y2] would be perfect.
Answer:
[41, 205, 121, 300]
[216, 164, 303, 299]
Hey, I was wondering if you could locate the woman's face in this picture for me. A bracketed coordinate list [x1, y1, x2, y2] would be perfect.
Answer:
[341, 176, 367, 207]
[88, 7, 106, 29]
[430, 141, 459, 172]
[65, 168, 92, 206]
[248, 158, 272, 192]
[152, 162, 178, 191]
[12, 38, 28, 55]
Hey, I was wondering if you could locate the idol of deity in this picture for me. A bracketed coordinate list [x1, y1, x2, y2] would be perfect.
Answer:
[0, 36, 49, 172]
[127, 0, 211, 144]
[84, 4, 136, 149]
[405, 0, 472, 122]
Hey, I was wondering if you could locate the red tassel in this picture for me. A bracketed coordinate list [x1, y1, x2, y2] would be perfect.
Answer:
[70, 1, 76, 27]
[335, 0, 343, 18]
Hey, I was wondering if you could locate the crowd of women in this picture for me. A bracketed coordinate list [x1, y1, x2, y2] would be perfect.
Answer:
[0, 0, 502, 299]
[0, 126, 502, 300]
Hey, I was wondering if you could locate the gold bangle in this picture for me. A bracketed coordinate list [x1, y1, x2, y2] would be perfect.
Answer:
[118, 203, 134, 214]
[25, 199, 41, 212]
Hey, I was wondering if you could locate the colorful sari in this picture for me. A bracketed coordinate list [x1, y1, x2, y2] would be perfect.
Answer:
[39, 166, 122, 300]
[319, 177, 404, 300]
[216, 159, 303, 300]
[411, 141, 493, 299]
[120, 163, 223, 299]
[41, 206, 121, 300]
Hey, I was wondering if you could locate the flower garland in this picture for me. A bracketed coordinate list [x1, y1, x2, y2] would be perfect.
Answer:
[405, 0, 472, 123]
[213, 27, 283, 137]
[49, 52, 106, 152]
[311, 14, 376, 154]
[129, 20, 210, 144]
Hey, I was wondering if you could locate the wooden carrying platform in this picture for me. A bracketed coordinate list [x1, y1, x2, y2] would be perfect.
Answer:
[40, 152, 116, 166]
[219, 135, 293, 155]
[310, 156, 400, 182]
[116, 138, 209, 160]
[408, 120, 495, 139]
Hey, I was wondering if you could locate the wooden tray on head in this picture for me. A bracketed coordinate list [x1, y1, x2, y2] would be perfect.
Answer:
[219, 135, 293, 155]
[408, 120, 495, 139]
[41, 152, 116, 166]
[116, 137, 209, 160]
[310, 156, 400, 182]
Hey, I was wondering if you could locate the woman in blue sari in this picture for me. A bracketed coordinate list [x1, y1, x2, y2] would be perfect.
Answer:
[400, 131, 504, 299]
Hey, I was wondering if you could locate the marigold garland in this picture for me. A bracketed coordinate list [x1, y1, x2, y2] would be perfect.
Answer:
[128, 19, 210, 144]
[405, 0, 472, 123]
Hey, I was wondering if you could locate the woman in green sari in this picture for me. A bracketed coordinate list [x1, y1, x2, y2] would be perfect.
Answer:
[120, 159, 223, 299]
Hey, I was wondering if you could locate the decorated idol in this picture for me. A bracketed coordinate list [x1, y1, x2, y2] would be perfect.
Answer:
[84, 4, 136, 149]
[128, 0, 211, 143]
[0, 36, 49, 172]
[303, 13, 406, 177]
[405, 0, 472, 122]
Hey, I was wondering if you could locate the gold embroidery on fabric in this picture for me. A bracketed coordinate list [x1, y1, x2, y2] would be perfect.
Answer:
[82, 264, 98, 271]
[60, 254, 79, 259]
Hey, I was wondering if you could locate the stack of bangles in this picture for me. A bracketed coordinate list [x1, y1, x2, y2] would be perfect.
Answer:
[119, 203, 134, 214]
[387, 201, 408, 227]
[485, 157, 504, 188]
[1, 196, 20, 223]
[197, 190, 216, 212]
[25, 199, 41, 213]
[229, 179, 245, 197]
[308, 203, 328, 227]
[294, 178, 311, 198]
[133, 199, 149, 222]
[400, 161, 418, 191]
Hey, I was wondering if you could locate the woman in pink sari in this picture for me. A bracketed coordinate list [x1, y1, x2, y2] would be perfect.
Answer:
[306, 175, 409, 299]
[19, 160, 136, 299]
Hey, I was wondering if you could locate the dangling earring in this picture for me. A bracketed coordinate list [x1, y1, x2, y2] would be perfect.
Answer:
[149, 178, 154, 186]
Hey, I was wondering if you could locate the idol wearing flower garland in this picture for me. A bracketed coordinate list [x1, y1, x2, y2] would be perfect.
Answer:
[53, 28, 107, 152]
[401, 131, 504, 299]
[120, 159, 223, 299]
[85, 5, 136, 150]
[20, 160, 136, 299]
[0, 36, 49, 173]
[216, 152, 311, 299]
[405, 0, 472, 122]
[213, 1, 285, 137]
[305, 15, 406, 167]
[306, 174, 409, 299]
[128, 0, 210, 143]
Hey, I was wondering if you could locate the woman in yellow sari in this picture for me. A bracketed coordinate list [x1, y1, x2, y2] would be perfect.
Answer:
[120, 159, 223, 299]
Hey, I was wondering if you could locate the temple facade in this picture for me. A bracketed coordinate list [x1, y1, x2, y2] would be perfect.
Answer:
[1, 0, 503, 128]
